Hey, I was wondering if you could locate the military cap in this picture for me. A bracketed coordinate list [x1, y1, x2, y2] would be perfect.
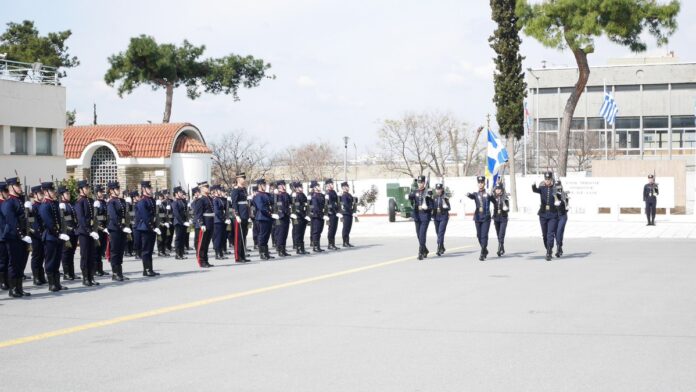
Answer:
[324, 178, 334, 185]
[251, 185, 258, 192]
[30, 185, 43, 194]
[140, 180, 151, 188]
[95, 184, 105, 193]
[544, 171, 553, 180]
[476, 176, 485, 183]
[236, 172, 246, 179]
[197, 181, 209, 187]
[57, 185, 68, 194]
[276, 180, 286, 186]
[154, 191, 162, 197]
[435, 183, 444, 190]
[77, 180, 89, 188]
[0, 182, 7, 192]
[5, 177, 20, 186]
[416, 175, 426, 183]
[340, 181, 349, 187]
[41, 181, 55, 191]
[648, 174, 654, 179]
[210, 184, 220, 191]
[107, 181, 120, 190]
[192, 186, 200, 194]
[130, 190, 139, 198]
[173, 186, 183, 194]
[161, 189, 169, 195]
[256, 178, 266, 186]
[494, 183, 504, 190]
[310, 180, 319, 188]
[555, 180, 563, 186]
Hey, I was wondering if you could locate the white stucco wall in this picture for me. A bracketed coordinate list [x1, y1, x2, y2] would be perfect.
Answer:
[170, 153, 212, 190]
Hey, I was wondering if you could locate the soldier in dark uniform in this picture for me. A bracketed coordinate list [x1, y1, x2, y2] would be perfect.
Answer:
[190, 186, 200, 254]
[491, 183, 509, 257]
[156, 191, 171, 257]
[250, 185, 259, 250]
[339, 181, 356, 248]
[74, 180, 101, 287]
[130, 191, 141, 260]
[38, 182, 69, 292]
[252, 179, 274, 260]
[310, 180, 327, 252]
[555, 180, 570, 258]
[432, 183, 450, 256]
[1, 177, 32, 297]
[165, 190, 175, 253]
[532, 171, 559, 261]
[408, 175, 434, 260]
[273, 180, 292, 257]
[29, 185, 48, 285]
[324, 179, 340, 250]
[269, 181, 278, 250]
[290, 181, 311, 255]
[106, 181, 130, 281]
[643, 174, 659, 226]
[230, 173, 251, 262]
[0, 182, 10, 291]
[135, 181, 160, 276]
[124, 191, 135, 256]
[59, 186, 79, 280]
[193, 181, 214, 268]
[94, 185, 108, 276]
[212, 185, 229, 260]
[172, 186, 189, 260]
[467, 176, 492, 261]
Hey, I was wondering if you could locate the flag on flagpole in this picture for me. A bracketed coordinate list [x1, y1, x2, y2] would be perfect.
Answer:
[524, 100, 532, 135]
[599, 91, 619, 125]
[485, 129, 509, 191]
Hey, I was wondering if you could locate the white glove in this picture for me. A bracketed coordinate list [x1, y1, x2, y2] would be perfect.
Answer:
[227, 197, 232, 202]
[290, 213, 297, 219]
[59, 233, 70, 241]
[305, 216, 311, 222]
[200, 225, 206, 232]
[90, 232, 99, 240]
[22, 236, 32, 244]
[103, 228, 109, 233]
[273, 189, 279, 195]
[502, 206, 509, 211]
[156, 199, 162, 206]
[235, 216, 241, 223]
[322, 215, 329, 221]
[271, 213, 280, 219]
[123, 227, 132, 234]
[554, 201, 561, 207]
[59, 203, 66, 210]
[224, 219, 231, 224]
[125, 197, 132, 203]
[291, 192, 296, 197]
[93, 200, 101, 208]
[164, 222, 170, 228]
[188, 202, 192, 208]
[166, 205, 171, 210]
[24, 201, 32, 208]
[404, 194, 409, 200]
[336, 212, 343, 218]
[184, 221, 191, 227]
[154, 228, 162, 235]
[420, 205, 429, 211]
[325, 194, 329, 200]
[247, 195, 253, 201]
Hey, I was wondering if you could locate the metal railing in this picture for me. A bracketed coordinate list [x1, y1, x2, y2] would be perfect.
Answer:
[0, 59, 59, 85]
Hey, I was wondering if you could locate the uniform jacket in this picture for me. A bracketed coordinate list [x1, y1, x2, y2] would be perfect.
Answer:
[39, 199, 61, 241]
[194, 195, 214, 228]
[310, 192, 326, 219]
[341, 192, 354, 216]
[135, 196, 156, 232]
[532, 183, 558, 215]
[325, 190, 339, 215]
[467, 190, 492, 222]
[1, 196, 27, 241]
[408, 189, 434, 222]
[230, 187, 250, 220]
[172, 198, 187, 226]
[107, 197, 127, 231]
[74, 196, 95, 235]
[491, 194, 509, 220]
[643, 183, 659, 201]
[252, 192, 273, 221]
[433, 195, 450, 220]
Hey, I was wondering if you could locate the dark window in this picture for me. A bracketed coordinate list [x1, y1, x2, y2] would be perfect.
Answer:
[36, 128, 52, 155]
[560, 87, 575, 94]
[672, 115, 696, 128]
[10, 127, 27, 155]
[570, 118, 585, 130]
[671, 83, 696, 90]
[643, 116, 668, 129]
[539, 88, 557, 95]
[587, 86, 605, 93]
[615, 130, 640, 149]
[615, 85, 640, 92]
[538, 118, 559, 131]
[587, 117, 606, 129]
[615, 117, 640, 129]
[643, 84, 668, 91]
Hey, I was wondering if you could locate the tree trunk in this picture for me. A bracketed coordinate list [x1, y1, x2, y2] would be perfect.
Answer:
[507, 138, 518, 212]
[162, 83, 174, 123]
[558, 48, 590, 176]
[464, 126, 484, 176]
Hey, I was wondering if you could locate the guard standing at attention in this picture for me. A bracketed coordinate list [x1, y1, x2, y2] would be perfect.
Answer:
[324, 179, 340, 250]
[467, 176, 492, 261]
[59, 185, 78, 281]
[172, 186, 189, 260]
[94, 185, 108, 276]
[532, 171, 559, 261]
[74, 180, 100, 287]
[432, 183, 450, 256]
[1, 177, 32, 297]
[106, 181, 130, 281]
[408, 175, 433, 260]
[250, 185, 259, 250]
[252, 179, 274, 260]
[230, 173, 251, 262]
[491, 183, 509, 257]
[310, 180, 327, 252]
[193, 181, 214, 268]
[212, 185, 229, 260]
[29, 185, 47, 285]
[273, 180, 291, 257]
[643, 174, 659, 226]
[135, 181, 160, 276]
[339, 181, 356, 248]
[38, 181, 69, 292]
[290, 181, 311, 255]
[0, 182, 9, 291]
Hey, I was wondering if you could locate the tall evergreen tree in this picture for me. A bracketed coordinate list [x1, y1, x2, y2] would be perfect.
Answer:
[490, 0, 526, 211]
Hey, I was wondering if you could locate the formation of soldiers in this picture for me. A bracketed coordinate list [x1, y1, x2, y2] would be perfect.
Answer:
[0, 173, 358, 298]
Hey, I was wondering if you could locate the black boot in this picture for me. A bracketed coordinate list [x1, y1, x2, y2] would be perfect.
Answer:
[8, 277, 22, 298]
[479, 248, 485, 261]
[16, 277, 31, 297]
[555, 246, 563, 258]
[112, 263, 123, 281]
[82, 270, 93, 286]
[1, 271, 9, 290]
[95, 261, 106, 276]
[497, 243, 503, 257]
[89, 269, 100, 286]
[260, 246, 269, 260]
[345, 236, 354, 248]
[119, 265, 130, 281]
[300, 244, 310, 255]
[545, 248, 553, 261]
[423, 246, 429, 258]
[436, 244, 442, 257]
[417, 246, 424, 260]
[282, 246, 291, 257]
[500, 243, 505, 256]
[315, 241, 325, 252]
[266, 246, 275, 260]
[33, 268, 48, 285]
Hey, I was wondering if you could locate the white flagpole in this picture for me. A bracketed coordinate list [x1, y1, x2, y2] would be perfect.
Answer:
[604, 79, 609, 160]
[524, 101, 528, 176]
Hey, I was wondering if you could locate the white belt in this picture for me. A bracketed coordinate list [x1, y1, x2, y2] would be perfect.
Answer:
[237, 201, 248, 205]
[203, 213, 215, 217]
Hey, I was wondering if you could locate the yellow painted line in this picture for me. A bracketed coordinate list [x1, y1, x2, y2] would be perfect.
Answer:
[0, 246, 471, 349]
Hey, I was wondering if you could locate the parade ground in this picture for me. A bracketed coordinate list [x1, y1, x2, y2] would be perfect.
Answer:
[1, 233, 695, 391]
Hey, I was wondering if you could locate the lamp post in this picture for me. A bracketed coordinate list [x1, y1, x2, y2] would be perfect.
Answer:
[343, 136, 349, 183]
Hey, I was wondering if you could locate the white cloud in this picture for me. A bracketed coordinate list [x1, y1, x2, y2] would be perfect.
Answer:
[296, 75, 317, 88]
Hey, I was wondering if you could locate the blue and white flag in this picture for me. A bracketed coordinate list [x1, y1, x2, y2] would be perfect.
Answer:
[485, 129, 509, 190]
[599, 92, 619, 126]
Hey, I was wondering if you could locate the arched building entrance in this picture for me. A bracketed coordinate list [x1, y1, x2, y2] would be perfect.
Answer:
[89, 146, 118, 187]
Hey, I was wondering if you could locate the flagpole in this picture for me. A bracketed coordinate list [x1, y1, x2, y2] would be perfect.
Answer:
[604, 79, 609, 161]
[523, 101, 528, 176]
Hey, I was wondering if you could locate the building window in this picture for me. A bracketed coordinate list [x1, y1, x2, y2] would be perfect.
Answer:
[672, 115, 696, 128]
[643, 116, 668, 129]
[587, 117, 607, 130]
[587, 86, 605, 93]
[10, 127, 27, 155]
[570, 118, 586, 130]
[89, 146, 117, 187]
[538, 118, 558, 131]
[538, 88, 557, 95]
[672, 130, 696, 149]
[615, 85, 640, 92]
[643, 130, 668, 150]
[36, 128, 52, 155]
[560, 87, 575, 94]
[615, 117, 640, 129]
[643, 84, 668, 91]
[672, 83, 696, 90]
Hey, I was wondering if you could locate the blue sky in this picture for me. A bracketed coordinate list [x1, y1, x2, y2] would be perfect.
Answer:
[3, 0, 695, 155]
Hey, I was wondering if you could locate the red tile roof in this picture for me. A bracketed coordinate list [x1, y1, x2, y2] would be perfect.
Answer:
[64, 123, 210, 159]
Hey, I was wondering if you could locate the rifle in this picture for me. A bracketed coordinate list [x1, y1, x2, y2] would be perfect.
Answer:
[272, 184, 280, 226]
[122, 189, 132, 242]
[91, 186, 101, 247]
[154, 185, 161, 241]
[58, 197, 72, 249]
[23, 182, 33, 252]
[185, 184, 193, 233]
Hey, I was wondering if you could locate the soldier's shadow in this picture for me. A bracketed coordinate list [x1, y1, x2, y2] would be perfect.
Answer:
[499, 251, 535, 258]
[435, 250, 478, 259]
[527, 251, 592, 261]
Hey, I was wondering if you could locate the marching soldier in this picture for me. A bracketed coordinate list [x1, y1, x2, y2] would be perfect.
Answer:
[432, 183, 450, 256]
[38, 182, 69, 292]
[290, 181, 311, 255]
[325, 179, 340, 250]
[135, 181, 160, 276]
[252, 179, 274, 260]
[643, 174, 659, 226]
[193, 181, 214, 268]
[408, 175, 433, 260]
[94, 185, 108, 276]
[310, 180, 327, 252]
[59, 185, 78, 280]
[555, 180, 570, 258]
[29, 185, 48, 285]
[1, 177, 32, 297]
[212, 185, 229, 260]
[230, 173, 251, 262]
[0, 182, 10, 290]
[467, 176, 492, 261]
[491, 183, 509, 257]
[75, 180, 101, 286]
[250, 185, 259, 250]
[339, 181, 356, 248]
[273, 180, 292, 257]
[172, 186, 189, 260]
[532, 171, 558, 261]
[106, 181, 130, 281]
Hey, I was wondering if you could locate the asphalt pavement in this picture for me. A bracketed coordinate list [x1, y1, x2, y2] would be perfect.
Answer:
[1, 237, 695, 392]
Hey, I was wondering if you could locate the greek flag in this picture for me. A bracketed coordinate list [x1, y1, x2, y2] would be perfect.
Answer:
[524, 100, 532, 135]
[599, 92, 618, 125]
[485, 129, 509, 190]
